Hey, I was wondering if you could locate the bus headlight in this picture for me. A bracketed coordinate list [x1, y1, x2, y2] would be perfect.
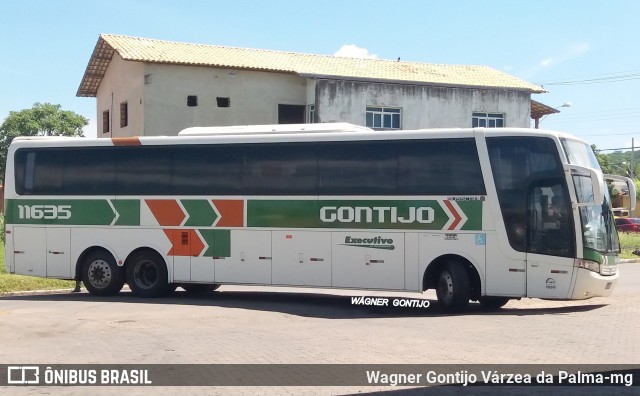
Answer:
[575, 259, 600, 273]
[600, 265, 617, 276]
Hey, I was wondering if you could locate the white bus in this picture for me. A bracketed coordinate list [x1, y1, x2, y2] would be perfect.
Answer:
[3, 124, 632, 312]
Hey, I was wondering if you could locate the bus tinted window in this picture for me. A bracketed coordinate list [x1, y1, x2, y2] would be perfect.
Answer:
[115, 146, 172, 195]
[243, 144, 317, 195]
[64, 148, 116, 195]
[172, 145, 242, 195]
[398, 139, 485, 195]
[29, 150, 64, 194]
[487, 136, 568, 253]
[318, 142, 397, 195]
[15, 138, 486, 197]
[15, 149, 109, 195]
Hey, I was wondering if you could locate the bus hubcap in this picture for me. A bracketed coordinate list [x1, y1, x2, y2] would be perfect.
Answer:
[88, 260, 112, 288]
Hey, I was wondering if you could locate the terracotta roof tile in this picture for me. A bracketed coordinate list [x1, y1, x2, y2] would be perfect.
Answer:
[77, 34, 544, 97]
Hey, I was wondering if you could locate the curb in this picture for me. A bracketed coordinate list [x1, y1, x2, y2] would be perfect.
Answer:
[0, 285, 133, 297]
[0, 288, 78, 297]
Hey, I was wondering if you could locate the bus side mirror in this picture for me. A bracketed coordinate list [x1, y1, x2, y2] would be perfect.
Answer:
[605, 174, 636, 211]
[564, 165, 604, 206]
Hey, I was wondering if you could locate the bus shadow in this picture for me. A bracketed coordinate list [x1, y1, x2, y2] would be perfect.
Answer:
[0, 288, 608, 319]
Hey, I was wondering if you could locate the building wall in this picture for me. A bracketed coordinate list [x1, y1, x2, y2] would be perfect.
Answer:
[141, 64, 308, 136]
[314, 79, 531, 129]
[96, 61, 533, 137]
[96, 53, 145, 137]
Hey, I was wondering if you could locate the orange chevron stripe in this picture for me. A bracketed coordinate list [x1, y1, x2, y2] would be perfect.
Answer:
[164, 229, 205, 257]
[212, 199, 244, 227]
[146, 200, 185, 226]
[444, 200, 462, 230]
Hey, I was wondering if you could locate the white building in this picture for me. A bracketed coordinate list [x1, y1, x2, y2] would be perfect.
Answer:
[77, 34, 546, 137]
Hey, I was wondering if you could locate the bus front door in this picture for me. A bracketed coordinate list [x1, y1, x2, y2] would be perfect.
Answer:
[525, 182, 575, 298]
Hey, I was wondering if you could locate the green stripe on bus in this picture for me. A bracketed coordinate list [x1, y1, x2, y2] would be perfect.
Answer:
[112, 200, 141, 226]
[6, 199, 115, 225]
[247, 199, 483, 230]
[457, 200, 483, 231]
[199, 229, 231, 257]
[182, 200, 218, 227]
[5, 199, 141, 226]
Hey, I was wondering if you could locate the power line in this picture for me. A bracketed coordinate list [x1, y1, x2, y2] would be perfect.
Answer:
[551, 107, 640, 119]
[597, 147, 634, 152]
[581, 132, 640, 137]
[555, 106, 640, 116]
[540, 69, 640, 86]
[550, 113, 640, 124]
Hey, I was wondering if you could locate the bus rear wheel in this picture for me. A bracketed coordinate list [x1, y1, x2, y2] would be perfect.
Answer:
[436, 262, 470, 313]
[126, 250, 169, 298]
[82, 251, 125, 296]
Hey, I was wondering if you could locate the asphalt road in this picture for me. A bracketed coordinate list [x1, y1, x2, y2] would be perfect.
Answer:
[0, 264, 638, 395]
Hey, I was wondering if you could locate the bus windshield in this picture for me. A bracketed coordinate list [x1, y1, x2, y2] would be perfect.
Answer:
[561, 139, 620, 254]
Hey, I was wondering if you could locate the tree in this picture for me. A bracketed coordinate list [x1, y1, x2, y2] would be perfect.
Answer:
[0, 103, 87, 177]
[591, 144, 614, 175]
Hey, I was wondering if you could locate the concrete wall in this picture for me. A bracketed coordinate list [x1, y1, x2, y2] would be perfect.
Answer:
[314, 79, 531, 129]
[96, 53, 145, 137]
[96, 61, 533, 137]
[141, 64, 308, 136]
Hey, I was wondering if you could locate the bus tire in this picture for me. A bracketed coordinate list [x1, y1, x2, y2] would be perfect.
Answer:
[182, 284, 220, 295]
[126, 250, 169, 298]
[82, 251, 125, 296]
[436, 262, 470, 312]
[478, 296, 510, 310]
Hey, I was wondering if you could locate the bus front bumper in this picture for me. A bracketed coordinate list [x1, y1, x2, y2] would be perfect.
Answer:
[570, 268, 618, 299]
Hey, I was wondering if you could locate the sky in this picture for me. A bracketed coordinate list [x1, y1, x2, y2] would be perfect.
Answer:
[1, 0, 639, 153]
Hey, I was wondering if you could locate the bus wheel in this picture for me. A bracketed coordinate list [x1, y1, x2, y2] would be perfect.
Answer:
[181, 284, 220, 295]
[478, 296, 510, 310]
[436, 262, 470, 313]
[82, 251, 125, 296]
[126, 250, 169, 298]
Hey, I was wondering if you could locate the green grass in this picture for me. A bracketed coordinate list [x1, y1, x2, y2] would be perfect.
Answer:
[619, 232, 640, 260]
[0, 242, 75, 293]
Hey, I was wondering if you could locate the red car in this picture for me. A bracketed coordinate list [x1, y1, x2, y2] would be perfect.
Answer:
[615, 217, 640, 233]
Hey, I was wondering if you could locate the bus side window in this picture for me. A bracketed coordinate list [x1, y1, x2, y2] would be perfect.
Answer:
[243, 144, 317, 195]
[397, 139, 485, 195]
[318, 141, 397, 195]
[172, 145, 242, 195]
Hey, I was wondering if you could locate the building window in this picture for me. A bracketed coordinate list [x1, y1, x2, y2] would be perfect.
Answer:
[366, 107, 401, 129]
[307, 104, 315, 123]
[187, 95, 198, 107]
[102, 110, 110, 133]
[120, 102, 128, 128]
[216, 97, 230, 108]
[473, 112, 504, 128]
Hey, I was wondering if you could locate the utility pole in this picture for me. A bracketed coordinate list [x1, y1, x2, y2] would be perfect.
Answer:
[631, 138, 635, 180]
[632, 138, 635, 217]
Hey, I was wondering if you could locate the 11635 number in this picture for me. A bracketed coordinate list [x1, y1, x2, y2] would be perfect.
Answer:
[18, 205, 72, 220]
